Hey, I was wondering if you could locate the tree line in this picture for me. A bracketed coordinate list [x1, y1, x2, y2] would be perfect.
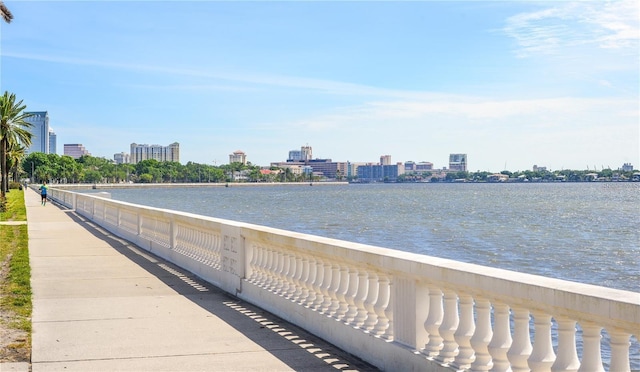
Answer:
[20, 153, 280, 184]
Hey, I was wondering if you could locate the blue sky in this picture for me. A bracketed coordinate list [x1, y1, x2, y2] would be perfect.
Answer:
[1, 0, 638, 172]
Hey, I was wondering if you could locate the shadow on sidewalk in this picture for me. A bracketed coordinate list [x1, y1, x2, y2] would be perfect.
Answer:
[58, 204, 377, 372]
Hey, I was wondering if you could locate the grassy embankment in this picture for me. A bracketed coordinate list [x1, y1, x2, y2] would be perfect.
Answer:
[0, 189, 31, 355]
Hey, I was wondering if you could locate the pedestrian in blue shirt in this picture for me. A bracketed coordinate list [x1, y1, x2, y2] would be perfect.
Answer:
[39, 182, 48, 206]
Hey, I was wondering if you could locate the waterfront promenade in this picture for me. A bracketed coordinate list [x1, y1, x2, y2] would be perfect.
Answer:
[22, 189, 374, 371]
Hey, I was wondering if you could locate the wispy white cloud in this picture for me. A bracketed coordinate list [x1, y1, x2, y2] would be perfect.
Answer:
[504, 0, 639, 58]
[287, 96, 638, 130]
[3, 51, 459, 101]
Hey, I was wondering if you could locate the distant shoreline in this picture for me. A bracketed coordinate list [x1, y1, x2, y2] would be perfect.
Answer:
[47, 182, 350, 190]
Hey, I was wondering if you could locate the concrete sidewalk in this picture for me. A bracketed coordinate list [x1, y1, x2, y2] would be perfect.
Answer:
[25, 190, 375, 372]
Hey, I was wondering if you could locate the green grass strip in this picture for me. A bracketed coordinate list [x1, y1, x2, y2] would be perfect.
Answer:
[0, 189, 32, 351]
[0, 190, 27, 221]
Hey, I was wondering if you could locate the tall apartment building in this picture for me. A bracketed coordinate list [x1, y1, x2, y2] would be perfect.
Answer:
[24, 111, 50, 154]
[130, 142, 180, 164]
[48, 128, 57, 154]
[288, 150, 302, 162]
[300, 146, 312, 162]
[229, 150, 247, 165]
[288, 145, 313, 163]
[64, 144, 90, 159]
[114, 152, 130, 164]
[380, 155, 392, 165]
[357, 164, 399, 182]
[449, 153, 467, 172]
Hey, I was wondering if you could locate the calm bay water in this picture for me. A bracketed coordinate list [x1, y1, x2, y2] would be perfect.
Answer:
[104, 182, 640, 293]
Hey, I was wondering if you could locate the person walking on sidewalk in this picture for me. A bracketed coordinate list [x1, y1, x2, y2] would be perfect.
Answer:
[39, 182, 48, 206]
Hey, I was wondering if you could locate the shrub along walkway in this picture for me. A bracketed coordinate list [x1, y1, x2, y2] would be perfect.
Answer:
[26, 189, 373, 372]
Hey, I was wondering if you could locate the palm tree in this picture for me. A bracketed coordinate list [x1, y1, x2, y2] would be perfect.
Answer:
[1, 1, 13, 23]
[0, 91, 33, 200]
[6, 141, 26, 184]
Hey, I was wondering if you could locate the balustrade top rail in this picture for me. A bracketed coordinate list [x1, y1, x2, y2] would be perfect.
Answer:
[47, 187, 640, 372]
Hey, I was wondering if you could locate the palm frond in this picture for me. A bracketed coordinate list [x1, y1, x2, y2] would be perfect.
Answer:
[0, 1, 13, 23]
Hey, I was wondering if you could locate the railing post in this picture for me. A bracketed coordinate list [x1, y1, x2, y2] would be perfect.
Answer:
[470, 297, 493, 371]
[298, 256, 312, 305]
[311, 259, 326, 310]
[169, 217, 176, 250]
[507, 307, 532, 372]
[437, 289, 459, 364]
[352, 270, 369, 328]
[304, 258, 319, 308]
[551, 317, 579, 372]
[528, 312, 555, 372]
[578, 323, 604, 372]
[453, 293, 475, 370]
[343, 267, 360, 325]
[373, 275, 391, 338]
[319, 262, 334, 313]
[423, 286, 444, 357]
[334, 265, 350, 320]
[608, 329, 631, 372]
[327, 264, 342, 316]
[363, 272, 379, 331]
[488, 302, 512, 372]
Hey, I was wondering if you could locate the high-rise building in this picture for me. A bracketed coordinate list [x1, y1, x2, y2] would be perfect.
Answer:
[380, 155, 392, 165]
[357, 164, 399, 182]
[114, 152, 130, 164]
[300, 146, 312, 162]
[130, 142, 180, 164]
[48, 128, 57, 154]
[24, 111, 50, 154]
[449, 154, 467, 171]
[229, 150, 247, 165]
[288, 150, 302, 162]
[64, 144, 90, 159]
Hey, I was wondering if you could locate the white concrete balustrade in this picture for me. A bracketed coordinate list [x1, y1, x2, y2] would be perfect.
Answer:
[49, 189, 640, 372]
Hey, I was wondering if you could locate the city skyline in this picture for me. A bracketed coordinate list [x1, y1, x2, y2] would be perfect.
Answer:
[2, 1, 638, 172]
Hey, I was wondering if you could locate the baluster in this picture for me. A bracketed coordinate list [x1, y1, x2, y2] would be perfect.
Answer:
[453, 293, 475, 370]
[311, 260, 326, 310]
[437, 289, 459, 364]
[197, 230, 206, 262]
[262, 248, 274, 288]
[373, 275, 391, 337]
[608, 329, 631, 372]
[297, 257, 312, 305]
[209, 234, 217, 268]
[507, 307, 532, 372]
[470, 297, 493, 371]
[290, 255, 304, 301]
[207, 232, 216, 266]
[551, 317, 579, 372]
[488, 302, 512, 372]
[327, 264, 342, 317]
[304, 258, 318, 307]
[528, 312, 555, 372]
[214, 233, 222, 269]
[363, 272, 379, 331]
[334, 265, 350, 320]
[343, 268, 360, 325]
[383, 278, 394, 341]
[578, 323, 604, 372]
[245, 240, 255, 281]
[273, 250, 285, 293]
[319, 262, 334, 313]
[195, 230, 203, 260]
[280, 253, 294, 298]
[423, 287, 444, 357]
[352, 270, 370, 328]
[254, 246, 267, 286]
